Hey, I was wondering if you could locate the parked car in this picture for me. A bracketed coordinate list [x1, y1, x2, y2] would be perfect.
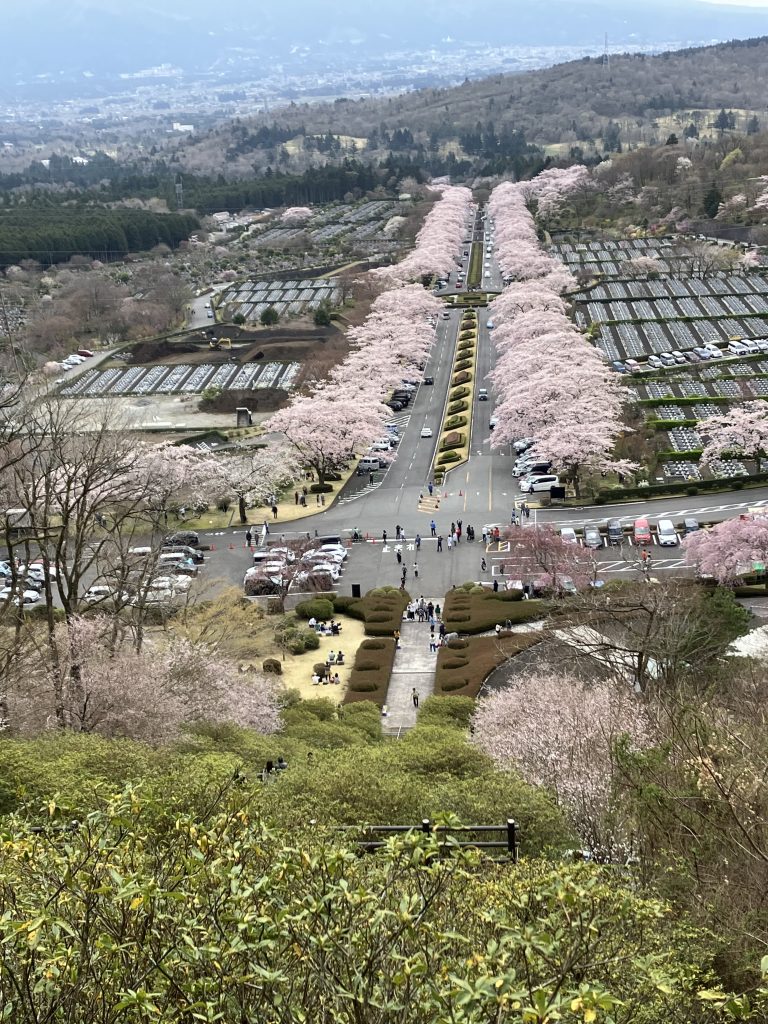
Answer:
[693, 347, 712, 360]
[611, 360, 628, 373]
[728, 340, 748, 355]
[646, 355, 663, 369]
[670, 350, 687, 364]
[684, 350, 701, 363]
[160, 543, 204, 564]
[743, 340, 761, 355]
[165, 530, 200, 548]
[583, 526, 603, 549]
[607, 519, 624, 545]
[560, 527, 578, 544]
[659, 352, 676, 367]
[83, 585, 129, 605]
[624, 358, 641, 371]
[519, 474, 560, 494]
[657, 518, 678, 546]
[633, 517, 652, 544]
[684, 517, 700, 534]
[705, 346, 723, 359]
[319, 543, 348, 562]
[0, 587, 42, 605]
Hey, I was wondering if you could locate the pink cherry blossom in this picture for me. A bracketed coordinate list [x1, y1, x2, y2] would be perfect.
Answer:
[699, 401, 768, 471]
[683, 516, 768, 584]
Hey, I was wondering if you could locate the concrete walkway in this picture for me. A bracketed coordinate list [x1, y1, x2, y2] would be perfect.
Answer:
[382, 616, 437, 735]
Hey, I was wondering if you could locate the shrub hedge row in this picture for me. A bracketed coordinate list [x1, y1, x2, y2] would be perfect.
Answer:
[447, 400, 469, 415]
[343, 637, 397, 706]
[438, 451, 462, 465]
[443, 586, 544, 634]
[452, 371, 472, 387]
[445, 415, 468, 429]
[454, 359, 473, 372]
[435, 634, 543, 697]
[450, 387, 470, 401]
[332, 587, 409, 637]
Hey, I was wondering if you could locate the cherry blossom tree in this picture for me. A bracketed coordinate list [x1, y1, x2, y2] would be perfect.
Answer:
[501, 525, 597, 591]
[683, 516, 768, 584]
[471, 671, 653, 856]
[209, 443, 298, 524]
[267, 393, 385, 486]
[378, 185, 472, 283]
[699, 401, 768, 472]
[281, 206, 312, 224]
[7, 614, 282, 740]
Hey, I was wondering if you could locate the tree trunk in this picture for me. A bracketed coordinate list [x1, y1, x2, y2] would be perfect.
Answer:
[238, 494, 247, 525]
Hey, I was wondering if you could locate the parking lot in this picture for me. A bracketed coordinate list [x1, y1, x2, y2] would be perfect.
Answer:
[223, 279, 342, 321]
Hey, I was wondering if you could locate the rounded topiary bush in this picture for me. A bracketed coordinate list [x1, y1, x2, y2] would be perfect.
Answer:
[450, 387, 470, 400]
[355, 661, 380, 672]
[442, 678, 469, 692]
[443, 657, 469, 669]
[447, 638, 469, 649]
[313, 662, 328, 677]
[350, 680, 377, 692]
[367, 611, 394, 623]
[438, 451, 461, 465]
[448, 401, 468, 415]
[452, 371, 471, 386]
[361, 638, 386, 650]
[310, 483, 333, 494]
[302, 631, 320, 651]
[262, 658, 282, 674]
[295, 598, 334, 620]
[446, 611, 470, 622]
[454, 360, 472, 373]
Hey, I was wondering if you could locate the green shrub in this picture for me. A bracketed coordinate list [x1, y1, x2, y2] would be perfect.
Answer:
[302, 631, 320, 651]
[438, 451, 461, 465]
[454, 359, 472, 372]
[344, 636, 397, 706]
[452, 371, 472, 387]
[443, 657, 469, 670]
[450, 387, 470, 401]
[443, 590, 543, 634]
[310, 483, 333, 494]
[435, 634, 543, 697]
[447, 401, 468, 415]
[686, 485, 699, 495]
[445, 415, 468, 430]
[295, 598, 334, 620]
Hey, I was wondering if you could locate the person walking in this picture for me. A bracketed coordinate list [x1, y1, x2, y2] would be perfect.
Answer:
[481, 526, 487, 545]
[428, 482, 434, 497]
[396, 549, 402, 565]
[382, 529, 388, 544]
[481, 557, 487, 572]
[413, 562, 419, 579]
[510, 509, 517, 526]
[294, 491, 299, 505]
[525, 504, 530, 520]
[263, 521, 269, 536]
[430, 519, 437, 537]
[245, 528, 252, 548]
[437, 535, 443, 552]
[369, 472, 375, 485]
[396, 524, 402, 540]
[447, 535, 453, 551]
[456, 525, 461, 543]
[271, 505, 278, 520]
[411, 688, 419, 708]
[493, 578, 499, 592]
[415, 533, 421, 551]
[394, 629, 401, 649]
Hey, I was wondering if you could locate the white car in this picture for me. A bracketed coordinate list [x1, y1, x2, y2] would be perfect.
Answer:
[705, 346, 723, 359]
[657, 519, 679, 546]
[318, 543, 348, 562]
[560, 527, 578, 545]
[150, 575, 192, 592]
[304, 560, 341, 581]
[268, 547, 296, 564]
[83, 585, 129, 605]
[728, 340, 747, 355]
[420, 427, 433, 438]
[0, 587, 42, 605]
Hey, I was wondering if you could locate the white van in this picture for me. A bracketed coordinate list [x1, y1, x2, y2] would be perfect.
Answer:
[358, 456, 380, 474]
[519, 474, 560, 494]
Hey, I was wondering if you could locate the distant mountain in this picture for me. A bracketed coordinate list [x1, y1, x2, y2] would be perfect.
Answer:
[3, 0, 768, 88]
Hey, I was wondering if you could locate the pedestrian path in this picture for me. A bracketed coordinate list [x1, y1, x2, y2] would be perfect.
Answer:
[382, 617, 437, 736]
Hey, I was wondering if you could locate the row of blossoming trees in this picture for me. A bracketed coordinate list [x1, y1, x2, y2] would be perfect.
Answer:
[486, 177, 634, 496]
[268, 187, 472, 479]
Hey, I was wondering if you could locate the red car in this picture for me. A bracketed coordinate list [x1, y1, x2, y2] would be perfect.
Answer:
[633, 517, 651, 545]
[77, 349, 94, 358]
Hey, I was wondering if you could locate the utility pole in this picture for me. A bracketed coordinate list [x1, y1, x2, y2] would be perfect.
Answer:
[175, 174, 184, 210]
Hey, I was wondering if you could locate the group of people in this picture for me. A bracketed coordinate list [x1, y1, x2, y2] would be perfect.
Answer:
[404, 597, 441, 623]
[307, 617, 342, 636]
[312, 670, 342, 686]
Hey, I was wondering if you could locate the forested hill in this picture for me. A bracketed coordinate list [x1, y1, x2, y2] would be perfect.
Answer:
[168, 35, 768, 176]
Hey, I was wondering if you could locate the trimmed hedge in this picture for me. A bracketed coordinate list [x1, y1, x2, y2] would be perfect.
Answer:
[445, 415, 468, 429]
[295, 598, 335, 620]
[435, 635, 542, 698]
[595, 469, 768, 502]
[454, 359, 473, 372]
[450, 387, 470, 401]
[344, 637, 396, 706]
[310, 482, 334, 494]
[443, 588, 544, 634]
[440, 431, 465, 452]
[452, 371, 472, 387]
[447, 400, 469, 415]
[438, 451, 461, 465]
[332, 587, 409, 637]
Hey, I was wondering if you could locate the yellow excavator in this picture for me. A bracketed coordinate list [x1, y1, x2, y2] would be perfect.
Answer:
[208, 336, 232, 351]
